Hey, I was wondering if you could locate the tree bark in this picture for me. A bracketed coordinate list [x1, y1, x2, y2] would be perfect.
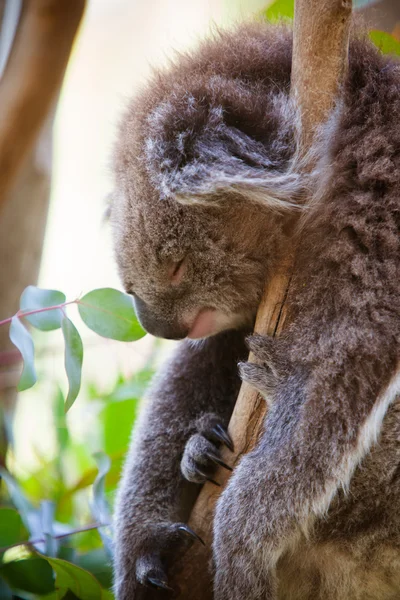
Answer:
[170, 1, 352, 597]
[0, 0, 86, 465]
[0, 0, 86, 207]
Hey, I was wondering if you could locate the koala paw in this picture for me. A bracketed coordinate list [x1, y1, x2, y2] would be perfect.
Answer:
[181, 420, 234, 486]
[115, 522, 203, 599]
[238, 334, 286, 397]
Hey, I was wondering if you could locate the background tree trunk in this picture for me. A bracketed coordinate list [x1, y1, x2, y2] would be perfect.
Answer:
[0, 0, 86, 467]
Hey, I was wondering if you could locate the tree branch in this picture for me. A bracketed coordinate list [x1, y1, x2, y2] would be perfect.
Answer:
[0, 0, 86, 207]
[170, 1, 352, 597]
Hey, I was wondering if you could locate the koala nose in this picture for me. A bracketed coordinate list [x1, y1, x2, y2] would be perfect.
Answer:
[132, 293, 189, 340]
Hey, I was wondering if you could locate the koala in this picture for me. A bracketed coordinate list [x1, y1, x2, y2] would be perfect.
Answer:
[111, 20, 400, 600]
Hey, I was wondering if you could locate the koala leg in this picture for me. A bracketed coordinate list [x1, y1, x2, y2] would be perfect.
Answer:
[212, 326, 400, 600]
[113, 330, 247, 600]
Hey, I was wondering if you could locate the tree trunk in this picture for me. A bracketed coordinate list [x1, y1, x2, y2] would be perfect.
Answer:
[170, 1, 352, 597]
[0, 0, 86, 466]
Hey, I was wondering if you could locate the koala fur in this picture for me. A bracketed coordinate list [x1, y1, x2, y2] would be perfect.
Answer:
[111, 20, 400, 600]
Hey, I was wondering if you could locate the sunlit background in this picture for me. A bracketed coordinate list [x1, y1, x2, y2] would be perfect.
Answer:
[1, 0, 397, 595]
[12, 0, 268, 484]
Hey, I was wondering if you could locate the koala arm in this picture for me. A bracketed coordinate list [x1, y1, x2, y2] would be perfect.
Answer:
[213, 199, 400, 600]
[113, 328, 246, 599]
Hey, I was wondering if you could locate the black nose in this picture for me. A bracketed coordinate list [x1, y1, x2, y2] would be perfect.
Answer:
[132, 294, 189, 340]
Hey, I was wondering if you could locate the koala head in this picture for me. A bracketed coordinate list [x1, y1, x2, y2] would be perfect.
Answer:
[111, 23, 299, 340]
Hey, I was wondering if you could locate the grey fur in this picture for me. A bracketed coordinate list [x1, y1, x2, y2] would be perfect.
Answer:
[111, 20, 400, 600]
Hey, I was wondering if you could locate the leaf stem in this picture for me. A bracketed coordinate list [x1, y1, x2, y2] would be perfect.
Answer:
[0, 300, 77, 328]
[0, 521, 109, 553]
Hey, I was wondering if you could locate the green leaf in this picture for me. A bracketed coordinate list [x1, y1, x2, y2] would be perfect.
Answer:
[102, 399, 138, 457]
[77, 288, 145, 342]
[369, 31, 400, 57]
[9, 317, 37, 391]
[0, 577, 12, 600]
[53, 387, 70, 451]
[92, 453, 111, 526]
[109, 371, 153, 402]
[61, 317, 83, 412]
[20, 286, 66, 331]
[74, 550, 113, 589]
[265, 0, 294, 22]
[0, 558, 55, 595]
[0, 508, 28, 552]
[46, 556, 113, 600]
[0, 468, 43, 542]
[91, 453, 113, 558]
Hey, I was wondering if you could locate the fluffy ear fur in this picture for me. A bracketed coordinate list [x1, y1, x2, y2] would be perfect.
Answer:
[144, 86, 302, 210]
[134, 23, 307, 212]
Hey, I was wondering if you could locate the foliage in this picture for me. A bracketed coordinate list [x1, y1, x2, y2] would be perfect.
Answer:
[264, 0, 294, 22]
[264, 0, 400, 59]
[0, 284, 153, 598]
[1, 286, 145, 412]
[369, 30, 400, 57]
[0, 367, 154, 599]
[2, 3, 399, 599]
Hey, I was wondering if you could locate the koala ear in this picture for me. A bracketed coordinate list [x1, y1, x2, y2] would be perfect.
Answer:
[143, 81, 303, 212]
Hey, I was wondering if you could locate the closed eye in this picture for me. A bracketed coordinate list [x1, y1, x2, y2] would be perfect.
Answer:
[169, 257, 187, 285]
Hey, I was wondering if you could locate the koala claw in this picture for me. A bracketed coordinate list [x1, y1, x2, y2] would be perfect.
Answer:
[210, 424, 234, 452]
[205, 450, 233, 472]
[181, 428, 234, 485]
[196, 468, 221, 487]
[130, 521, 203, 597]
[177, 524, 205, 545]
[145, 575, 174, 593]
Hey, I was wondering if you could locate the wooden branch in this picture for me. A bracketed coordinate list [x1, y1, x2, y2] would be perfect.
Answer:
[0, 0, 86, 208]
[170, 2, 352, 598]
[291, 0, 352, 154]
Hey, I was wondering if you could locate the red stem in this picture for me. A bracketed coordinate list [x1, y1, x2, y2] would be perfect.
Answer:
[0, 521, 108, 553]
[0, 300, 77, 328]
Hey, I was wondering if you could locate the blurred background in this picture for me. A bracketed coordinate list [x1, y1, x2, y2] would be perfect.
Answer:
[0, 1, 399, 598]
[9, 0, 269, 479]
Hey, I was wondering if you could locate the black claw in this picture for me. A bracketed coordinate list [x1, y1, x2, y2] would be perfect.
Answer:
[146, 576, 174, 593]
[206, 477, 221, 487]
[212, 424, 234, 452]
[178, 524, 205, 545]
[205, 451, 233, 472]
[196, 467, 221, 487]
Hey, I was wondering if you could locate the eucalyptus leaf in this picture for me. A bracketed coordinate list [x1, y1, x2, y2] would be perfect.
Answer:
[92, 453, 111, 526]
[9, 317, 37, 391]
[75, 549, 113, 589]
[369, 30, 400, 57]
[265, 0, 294, 21]
[20, 286, 66, 331]
[91, 453, 113, 558]
[46, 556, 113, 600]
[102, 399, 138, 457]
[78, 288, 145, 342]
[53, 386, 70, 451]
[0, 508, 28, 552]
[0, 468, 43, 543]
[0, 577, 12, 600]
[0, 558, 55, 595]
[109, 370, 153, 401]
[61, 317, 83, 412]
